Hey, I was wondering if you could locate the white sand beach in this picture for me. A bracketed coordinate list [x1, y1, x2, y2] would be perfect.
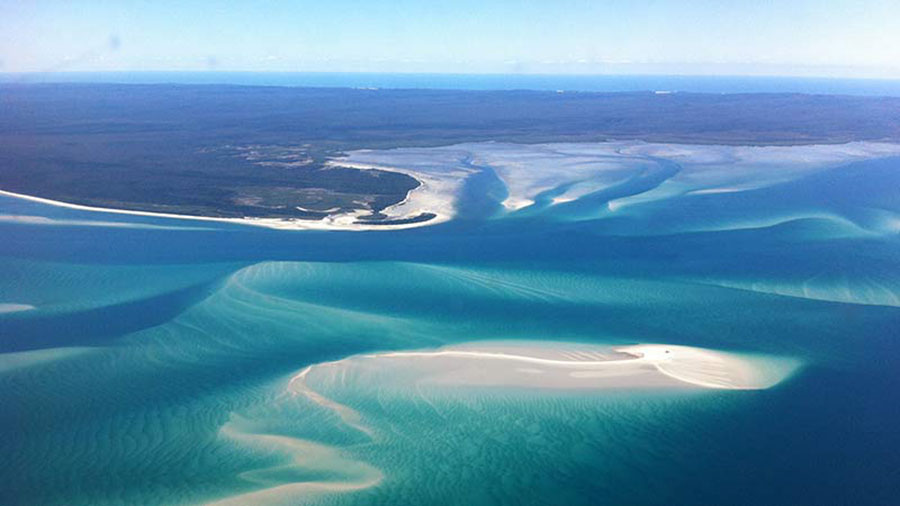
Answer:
[0, 189, 453, 232]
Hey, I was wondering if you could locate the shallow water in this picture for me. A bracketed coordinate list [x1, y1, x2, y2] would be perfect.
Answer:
[2, 143, 900, 505]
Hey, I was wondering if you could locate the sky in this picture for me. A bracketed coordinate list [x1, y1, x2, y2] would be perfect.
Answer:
[1, 0, 899, 78]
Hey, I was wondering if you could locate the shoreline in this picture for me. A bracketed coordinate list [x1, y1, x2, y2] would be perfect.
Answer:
[7, 140, 897, 232]
[0, 188, 449, 232]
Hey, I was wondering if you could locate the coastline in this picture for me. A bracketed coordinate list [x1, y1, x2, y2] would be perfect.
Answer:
[0, 187, 450, 232]
[6, 140, 898, 233]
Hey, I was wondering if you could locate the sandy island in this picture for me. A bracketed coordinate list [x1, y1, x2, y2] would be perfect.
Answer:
[289, 341, 800, 395]
[211, 341, 799, 505]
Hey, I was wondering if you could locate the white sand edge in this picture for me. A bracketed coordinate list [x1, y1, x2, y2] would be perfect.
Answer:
[0, 302, 36, 314]
[0, 186, 448, 232]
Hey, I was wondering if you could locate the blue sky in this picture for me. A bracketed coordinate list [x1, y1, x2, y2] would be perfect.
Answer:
[1, 0, 898, 77]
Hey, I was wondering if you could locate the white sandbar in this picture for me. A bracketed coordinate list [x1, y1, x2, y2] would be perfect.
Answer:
[290, 341, 800, 395]
[0, 302, 36, 314]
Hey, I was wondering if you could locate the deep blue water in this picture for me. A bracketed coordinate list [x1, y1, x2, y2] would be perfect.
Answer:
[3, 71, 900, 96]
[1, 147, 900, 505]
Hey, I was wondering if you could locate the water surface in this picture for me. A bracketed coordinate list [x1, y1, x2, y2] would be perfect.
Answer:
[2, 143, 899, 505]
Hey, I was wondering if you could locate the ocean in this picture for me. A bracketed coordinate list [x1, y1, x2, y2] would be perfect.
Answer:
[2, 141, 899, 505]
[3, 71, 900, 96]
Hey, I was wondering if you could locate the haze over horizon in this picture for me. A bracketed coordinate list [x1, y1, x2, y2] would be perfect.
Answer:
[1, 0, 899, 79]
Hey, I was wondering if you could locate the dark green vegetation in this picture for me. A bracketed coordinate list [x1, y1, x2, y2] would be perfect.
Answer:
[2, 83, 900, 219]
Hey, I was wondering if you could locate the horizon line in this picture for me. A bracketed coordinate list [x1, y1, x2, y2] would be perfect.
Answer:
[2, 69, 900, 82]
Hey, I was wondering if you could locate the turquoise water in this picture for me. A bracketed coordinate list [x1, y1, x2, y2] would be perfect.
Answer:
[2, 148, 900, 505]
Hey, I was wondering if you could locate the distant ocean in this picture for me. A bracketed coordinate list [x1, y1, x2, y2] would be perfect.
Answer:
[3, 71, 900, 96]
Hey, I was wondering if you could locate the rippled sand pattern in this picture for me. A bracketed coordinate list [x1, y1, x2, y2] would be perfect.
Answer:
[2, 142, 900, 505]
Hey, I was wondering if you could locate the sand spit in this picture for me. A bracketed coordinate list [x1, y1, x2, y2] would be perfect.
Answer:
[324, 161, 465, 227]
[0, 189, 445, 232]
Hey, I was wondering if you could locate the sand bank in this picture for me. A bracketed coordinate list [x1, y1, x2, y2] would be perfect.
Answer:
[210, 422, 382, 506]
[216, 341, 798, 504]
[0, 346, 94, 373]
[290, 341, 800, 395]
[0, 302, 36, 314]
